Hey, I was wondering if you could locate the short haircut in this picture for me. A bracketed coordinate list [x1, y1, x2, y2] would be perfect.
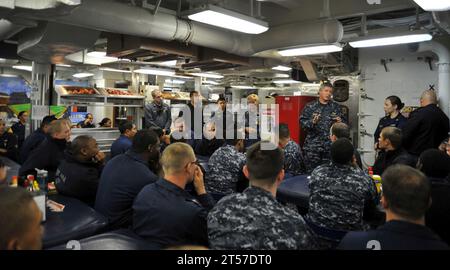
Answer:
[246, 142, 284, 184]
[48, 119, 69, 136]
[331, 138, 354, 165]
[278, 123, 290, 140]
[381, 127, 402, 149]
[132, 129, 159, 153]
[331, 122, 350, 139]
[160, 142, 195, 174]
[418, 149, 450, 178]
[99, 118, 111, 126]
[40, 115, 57, 129]
[217, 97, 226, 102]
[0, 186, 36, 250]
[189, 90, 199, 98]
[386, 95, 404, 111]
[149, 126, 164, 137]
[382, 165, 431, 220]
[69, 135, 94, 156]
[85, 113, 93, 119]
[151, 89, 161, 98]
[119, 121, 134, 134]
[421, 89, 437, 104]
[247, 94, 259, 104]
[319, 82, 333, 91]
[18, 111, 27, 118]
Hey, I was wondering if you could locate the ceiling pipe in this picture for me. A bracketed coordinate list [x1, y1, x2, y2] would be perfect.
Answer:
[409, 41, 450, 118]
[5, 0, 343, 57]
[0, 19, 25, 40]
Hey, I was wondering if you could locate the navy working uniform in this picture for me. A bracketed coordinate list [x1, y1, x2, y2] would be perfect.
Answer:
[283, 140, 306, 177]
[338, 220, 449, 250]
[144, 101, 172, 132]
[307, 162, 378, 232]
[55, 151, 103, 207]
[402, 104, 450, 156]
[373, 114, 407, 143]
[19, 128, 46, 164]
[110, 135, 132, 159]
[300, 100, 345, 172]
[95, 150, 158, 229]
[0, 131, 19, 162]
[19, 135, 67, 179]
[11, 121, 25, 149]
[205, 144, 246, 195]
[133, 179, 215, 248]
[208, 186, 317, 250]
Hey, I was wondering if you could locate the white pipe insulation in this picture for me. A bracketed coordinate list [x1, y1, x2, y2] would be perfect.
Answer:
[7, 0, 343, 57]
[411, 41, 450, 117]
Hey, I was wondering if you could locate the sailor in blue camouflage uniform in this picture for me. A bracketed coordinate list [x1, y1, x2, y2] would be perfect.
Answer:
[306, 139, 378, 248]
[300, 83, 345, 173]
[208, 142, 317, 250]
[205, 137, 246, 195]
[278, 123, 306, 177]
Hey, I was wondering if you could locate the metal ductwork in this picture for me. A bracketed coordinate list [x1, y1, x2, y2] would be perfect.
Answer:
[5, 0, 344, 57]
[0, 19, 26, 40]
[409, 40, 450, 117]
[17, 21, 100, 63]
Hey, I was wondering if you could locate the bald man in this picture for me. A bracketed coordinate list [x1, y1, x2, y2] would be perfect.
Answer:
[402, 90, 449, 156]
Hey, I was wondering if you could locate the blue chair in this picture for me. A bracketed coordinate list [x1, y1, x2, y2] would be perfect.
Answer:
[43, 195, 109, 248]
[48, 229, 159, 250]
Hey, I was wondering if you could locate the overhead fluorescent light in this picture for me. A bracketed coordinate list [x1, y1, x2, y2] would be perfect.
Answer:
[165, 79, 185, 84]
[73, 72, 94, 78]
[56, 64, 72, 67]
[274, 73, 290, 78]
[190, 72, 224, 79]
[12, 65, 32, 72]
[349, 33, 433, 48]
[203, 80, 219, 85]
[272, 65, 291, 71]
[273, 79, 302, 84]
[158, 60, 177, 66]
[184, 4, 269, 34]
[135, 68, 175, 76]
[99, 67, 132, 73]
[0, 74, 19, 78]
[279, 44, 343, 56]
[86, 51, 118, 61]
[413, 0, 450, 11]
[230, 85, 255, 89]
[172, 75, 194, 79]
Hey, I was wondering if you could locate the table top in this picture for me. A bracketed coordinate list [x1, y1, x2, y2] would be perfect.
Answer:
[43, 194, 108, 248]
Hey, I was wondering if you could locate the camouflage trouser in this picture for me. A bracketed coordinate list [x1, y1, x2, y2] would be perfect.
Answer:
[303, 147, 330, 173]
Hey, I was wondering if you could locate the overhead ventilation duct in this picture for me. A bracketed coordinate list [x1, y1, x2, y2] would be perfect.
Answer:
[17, 22, 100, 64]
[409, 40, 450, 117]
[6, 0, 344, 57]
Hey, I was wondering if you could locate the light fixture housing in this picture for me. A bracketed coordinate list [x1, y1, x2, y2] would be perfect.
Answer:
[99, 67, 132, 73]
[278, 44, 343, 56]
[184, 4, 269, 34]
[413, 0, 450, 11]
[273, 79, 302, 84]
[271, 65, 292, 71]
[72, 72, 94, 78]
[190, 72, 224, 79]
[230, 85, 255, 89]
[12, 65, 32, 72]
[135, 68, 175, 76]
[349, 33, 433, 48]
